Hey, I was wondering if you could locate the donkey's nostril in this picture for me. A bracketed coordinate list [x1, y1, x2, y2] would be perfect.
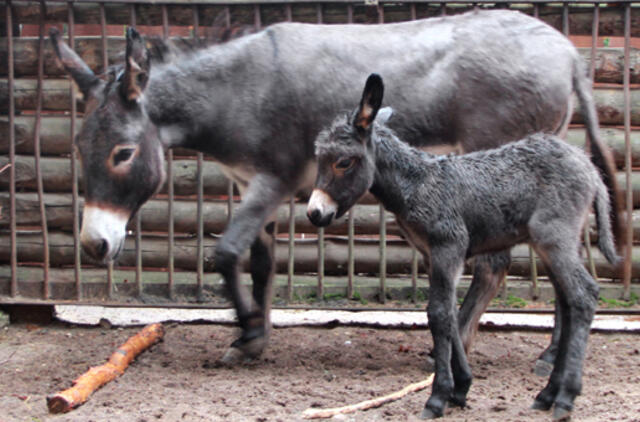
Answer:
[97, 239, 109, 258]
[308, 209, 321, 224]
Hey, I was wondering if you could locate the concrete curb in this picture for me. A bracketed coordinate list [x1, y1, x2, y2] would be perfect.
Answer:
[54, 305, 640, 332]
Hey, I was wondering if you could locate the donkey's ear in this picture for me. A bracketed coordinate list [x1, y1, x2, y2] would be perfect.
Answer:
[353, 73, 384, 133]
[50, 28, 102, 100]
[120, 27, 150, 103]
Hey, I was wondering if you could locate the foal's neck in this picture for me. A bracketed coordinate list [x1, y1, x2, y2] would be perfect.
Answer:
[369, 127, 437, 215]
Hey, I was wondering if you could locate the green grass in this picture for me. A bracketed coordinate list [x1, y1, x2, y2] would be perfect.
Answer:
[599, 292, 639, 308]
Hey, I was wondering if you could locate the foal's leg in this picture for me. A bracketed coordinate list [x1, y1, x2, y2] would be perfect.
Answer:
[534, 276, 562, 377]
[215, 174, 288, 361]
[532, 245, 598, 420]
[422, 247, 472, 419]
[458, 251, 511, 353]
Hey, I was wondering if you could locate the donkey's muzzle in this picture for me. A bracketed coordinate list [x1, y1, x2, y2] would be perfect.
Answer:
[80, 203, 129, 263]
[84, 237, 110, 261]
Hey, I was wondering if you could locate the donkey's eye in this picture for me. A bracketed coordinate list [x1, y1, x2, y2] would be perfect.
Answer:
[334, 158, 355, 172]
[113, 148, 136, 166]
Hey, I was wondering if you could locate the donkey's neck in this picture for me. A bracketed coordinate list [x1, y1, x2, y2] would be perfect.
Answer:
[369, 128, 440, 215]
[142, 35, 262, 152]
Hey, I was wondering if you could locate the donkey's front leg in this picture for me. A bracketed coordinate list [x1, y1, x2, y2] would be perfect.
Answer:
[422, 247, 471, 419]
[214, 174, 288, 363]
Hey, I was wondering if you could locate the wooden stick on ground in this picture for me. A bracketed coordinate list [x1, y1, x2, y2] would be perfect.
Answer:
[47, 323, 165, 413]
[301, 373, 435, 419]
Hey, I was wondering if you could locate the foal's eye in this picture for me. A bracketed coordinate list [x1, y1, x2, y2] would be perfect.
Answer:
[113, 148, 136, 166]
[333, 158, 355, 172]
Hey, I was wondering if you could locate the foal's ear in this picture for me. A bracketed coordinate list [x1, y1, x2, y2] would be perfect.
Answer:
[120, 27, 150, 103]
[354, 73, 384, 133]
[50, 28, 102, 101]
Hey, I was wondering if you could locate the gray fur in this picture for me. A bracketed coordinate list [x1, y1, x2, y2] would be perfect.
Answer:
[50, 9, 621, 361]
[309, 74, 620, 419]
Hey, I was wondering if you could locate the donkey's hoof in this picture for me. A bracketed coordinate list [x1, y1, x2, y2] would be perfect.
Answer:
[552, 405, 572, 421]
[534, 359, 554, 377]
[420, 407, 442, 420]
[219, 346, 247, 365]
[531, 399, 553, 411]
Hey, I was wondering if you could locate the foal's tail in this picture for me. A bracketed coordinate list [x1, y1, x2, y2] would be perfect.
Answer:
[573, 59, 625, 260]
[594, 175, 622, 266]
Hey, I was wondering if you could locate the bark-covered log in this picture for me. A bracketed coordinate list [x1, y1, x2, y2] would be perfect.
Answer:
[3, 78, 640, 124]
[2, 27, 639, 83]
[2, 2, 638, 36]
[3, 192, 640, 242]
[0, 155, 230, 196]
[0, 231, 630, 279]
[3, 155, 640, 207]
[2, 115, 640, 167]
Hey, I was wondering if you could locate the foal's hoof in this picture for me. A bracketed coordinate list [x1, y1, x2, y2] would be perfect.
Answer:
[420, 407, 442, 420]
[552, 405, 572, 421]
[220, 329, 268, 365]
[531, 399, 553, 411]
[534, 359, 554, 377]
[219, 346, 248, 365]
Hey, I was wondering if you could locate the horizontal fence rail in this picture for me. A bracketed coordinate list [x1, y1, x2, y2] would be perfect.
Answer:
[1, 0, 640, 306]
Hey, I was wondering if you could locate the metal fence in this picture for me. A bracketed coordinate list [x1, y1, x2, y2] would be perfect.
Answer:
[1, 0, 639, 306]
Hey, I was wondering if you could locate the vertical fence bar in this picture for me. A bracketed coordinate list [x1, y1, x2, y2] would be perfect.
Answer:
[34, 1, 50, 299]
[161, 4, 175, 299]
[285, 4, 295, 303]
[254, 4, 261, 30]
[622, 2, 632, 298]
[224, 7, 234, 224]
[130, 4, 143, 297]
[192, 5, 204, 301]
[440, 2, 446, 16]
[99, 2, 115, 298]
[377, 5, 386, 304]
[590, 4, 599, 81]
[346, 4, 354, 300]
[562, 2, 569, 36]
[410, 1, 418, 303]
[68, 2, 82, 300]
[582, 3, 598, 279]
[527, 2, 541, 297]
[6, 0, 17, 297]
[316, 3, 324, 301]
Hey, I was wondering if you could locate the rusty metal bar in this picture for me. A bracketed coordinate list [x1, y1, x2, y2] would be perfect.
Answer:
[100, 1, 116, 299]
[623, 2, 632, 298]
[193, 6, 204, 301]
[562, 2, 569, 36]
[440, 2, 446, 16]
[33, 1, 50, 299]
[254, 3, 261, 29]
[130, 3, 143, 297]
[68, 2, 83, 300]
[377, 5, 386, 304]
[409, 0, 418, 303]
[347, 210, 354, 299]
[379, 204, 387, 304]
[162, 4, 175, 299]
[6, 0, 17, 297]
[347, 3, 353, 23]
[316, 2, 324, 301]
[285, 3, 292, 21]
[590, 4, 599, 81]
[287, 197, 295, 302]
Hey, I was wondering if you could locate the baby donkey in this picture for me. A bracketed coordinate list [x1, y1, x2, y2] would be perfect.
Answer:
[307, 74, 620, 420]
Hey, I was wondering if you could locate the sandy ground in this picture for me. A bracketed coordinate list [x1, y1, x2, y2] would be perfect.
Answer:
[0, 322, 639, 422]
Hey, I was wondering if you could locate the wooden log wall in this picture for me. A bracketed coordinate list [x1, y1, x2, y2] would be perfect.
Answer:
[1, 1, 639, 302]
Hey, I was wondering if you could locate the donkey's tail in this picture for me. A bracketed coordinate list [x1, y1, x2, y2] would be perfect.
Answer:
[594, 176, 622, 266]
[573, 59, 625, 258]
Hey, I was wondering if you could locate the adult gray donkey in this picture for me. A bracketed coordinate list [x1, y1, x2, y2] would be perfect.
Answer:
[50, 9, 621, 364]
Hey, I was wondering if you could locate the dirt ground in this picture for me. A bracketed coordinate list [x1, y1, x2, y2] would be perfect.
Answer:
[0, 321, 639, 422]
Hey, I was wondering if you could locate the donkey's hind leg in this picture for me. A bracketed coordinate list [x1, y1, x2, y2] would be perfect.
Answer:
[458, 251, 511, 353]
[532, 245, 599, 420]
[534, 280, 562, 377]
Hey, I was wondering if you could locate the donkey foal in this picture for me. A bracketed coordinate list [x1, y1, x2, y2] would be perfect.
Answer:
[307, 74, 620, 420]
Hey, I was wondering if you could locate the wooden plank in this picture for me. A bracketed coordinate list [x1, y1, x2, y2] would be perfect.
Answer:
[0, 232, 632, 280]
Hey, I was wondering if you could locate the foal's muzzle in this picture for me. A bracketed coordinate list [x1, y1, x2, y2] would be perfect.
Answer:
[307, 189, 338, 227]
